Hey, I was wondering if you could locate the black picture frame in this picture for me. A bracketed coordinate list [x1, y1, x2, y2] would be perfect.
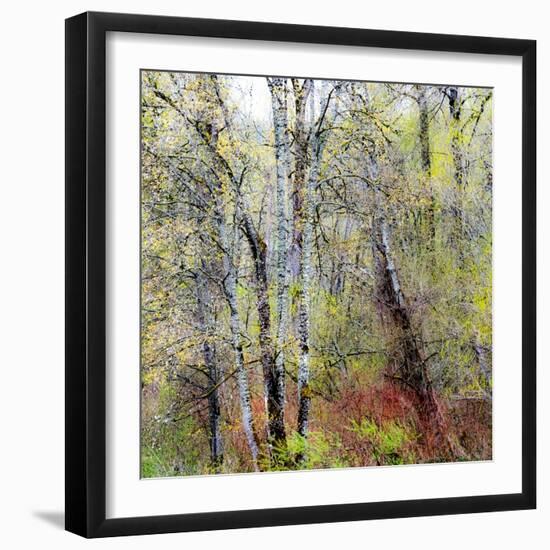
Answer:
[65, 11, 536, 538]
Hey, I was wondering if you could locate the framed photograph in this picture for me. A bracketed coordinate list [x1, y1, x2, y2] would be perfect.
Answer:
[65, 11, 536, 538]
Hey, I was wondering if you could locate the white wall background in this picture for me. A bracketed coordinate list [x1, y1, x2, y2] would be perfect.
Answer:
[0, 1, 545, 548]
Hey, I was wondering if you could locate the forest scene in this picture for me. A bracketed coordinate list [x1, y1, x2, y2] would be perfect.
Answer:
[140, 70, 493, 477]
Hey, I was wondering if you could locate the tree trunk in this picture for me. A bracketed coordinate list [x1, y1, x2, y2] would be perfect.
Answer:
[296, 83, 332, 448]
[296, 145, 319, 440]
[221, 219, 260, 471]
[292, 80, 315, 454]
[289, 79, 313, 279]
[268, 78, 291, 420]
[206, 109, 260, 470]
[416, 86, 435, 248]
[417, 87, 431, 176]
[241, 208, 286, 451]
[195, 269, 223, 470]
[368, 151, 447, 439]
[447, 87, 465, 247]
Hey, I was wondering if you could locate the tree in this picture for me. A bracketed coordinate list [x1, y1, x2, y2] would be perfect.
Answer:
[147, 73, 261, 469]
[296, 82, 339, 444]
[267, 78, 292, 451]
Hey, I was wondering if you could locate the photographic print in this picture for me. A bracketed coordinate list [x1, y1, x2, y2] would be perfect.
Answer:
[140, 71, 493, 477]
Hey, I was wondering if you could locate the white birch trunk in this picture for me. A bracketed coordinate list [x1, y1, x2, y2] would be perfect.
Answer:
[268, 77, 291, 430]
[220, 218, 260, 470]
[297, 84, 332, 441]
[296, 152, 318, 439]
[289, 79, 313, 280]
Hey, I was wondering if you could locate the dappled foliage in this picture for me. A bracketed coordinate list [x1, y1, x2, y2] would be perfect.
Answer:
[140, 72, 492, 476]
